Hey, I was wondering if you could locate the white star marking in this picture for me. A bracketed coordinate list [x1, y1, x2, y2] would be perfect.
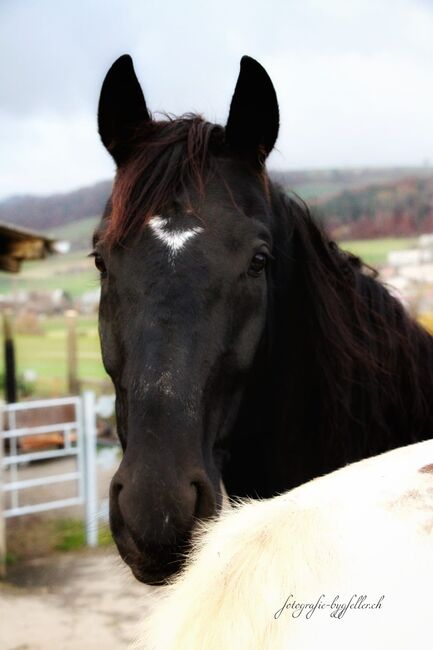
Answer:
[149, 215, 203, 257]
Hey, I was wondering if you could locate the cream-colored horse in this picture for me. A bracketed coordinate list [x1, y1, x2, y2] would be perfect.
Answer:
[136, 440, 433, 650]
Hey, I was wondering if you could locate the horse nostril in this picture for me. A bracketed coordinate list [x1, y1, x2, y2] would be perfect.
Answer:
[110, 476, 123, 504]
[192, 477, 216, 520]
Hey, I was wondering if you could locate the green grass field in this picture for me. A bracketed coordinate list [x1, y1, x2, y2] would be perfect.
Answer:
[45, 215, 99, 246]
[0, 235, 418, 301]
[1, 315, 109, 397]
[0, 249, 99, 298]
[0, 234, 421, 397]
[340, 236, 418, 267]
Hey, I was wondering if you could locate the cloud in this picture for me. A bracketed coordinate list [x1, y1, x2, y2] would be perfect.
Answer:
[1, 0, 433, 198]
[0, 110, 114, 198]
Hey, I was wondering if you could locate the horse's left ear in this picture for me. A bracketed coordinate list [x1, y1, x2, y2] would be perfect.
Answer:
[98, 54, 151, 166]
[225, 56, 279, 165]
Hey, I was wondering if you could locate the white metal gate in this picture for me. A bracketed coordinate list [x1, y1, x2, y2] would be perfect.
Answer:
[0, 391, 100, 574]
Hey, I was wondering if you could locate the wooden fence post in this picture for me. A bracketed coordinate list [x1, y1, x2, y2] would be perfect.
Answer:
[65, 309, 79, 395]
[3, 311, 17, 404]
[0, 401, 6, 577]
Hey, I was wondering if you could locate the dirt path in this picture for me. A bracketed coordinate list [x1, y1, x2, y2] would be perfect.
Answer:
[0, 548, 158, 650]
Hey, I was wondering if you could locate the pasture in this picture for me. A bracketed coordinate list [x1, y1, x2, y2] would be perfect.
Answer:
[1, 314, 108, 397]
[1, 233, 431, 398]
[340, 236, 418, 266]
[0, 249, 98, 298]
[0, 228, 429, 399]
[0, 233, 420, 300]
[7, 305, 432, 398]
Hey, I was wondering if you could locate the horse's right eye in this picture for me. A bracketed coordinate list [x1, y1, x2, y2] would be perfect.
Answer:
[91, 251, 107, 278]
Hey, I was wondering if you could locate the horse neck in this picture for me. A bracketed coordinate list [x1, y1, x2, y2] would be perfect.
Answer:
[227, 186, 433, 496]
[285, 192, 433, 447]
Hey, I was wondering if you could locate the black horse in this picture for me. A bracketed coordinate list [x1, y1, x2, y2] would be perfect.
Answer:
[95, 55, 433, 584]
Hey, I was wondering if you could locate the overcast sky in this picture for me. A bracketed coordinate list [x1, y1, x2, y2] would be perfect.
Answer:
[1, 0, 433, 199]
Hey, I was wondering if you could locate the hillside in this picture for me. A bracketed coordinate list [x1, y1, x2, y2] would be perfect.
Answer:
[1, 168, 433, 246]
[2, 168, 432, 300]
[0, 180, 111, 233]
[317, 175, 433, 239]
[272, 167, 432, 201]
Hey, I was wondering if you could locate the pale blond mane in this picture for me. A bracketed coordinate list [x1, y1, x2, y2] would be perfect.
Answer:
[135, 440, 433, 649]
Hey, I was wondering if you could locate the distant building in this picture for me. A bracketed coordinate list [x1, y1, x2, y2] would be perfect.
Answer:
[388, 248, 433, 267]
[385, 232, 433, 317]
[419, 234, 433, 249]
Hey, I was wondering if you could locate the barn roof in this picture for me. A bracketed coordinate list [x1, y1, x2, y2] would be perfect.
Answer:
[0, 221, 68, 273]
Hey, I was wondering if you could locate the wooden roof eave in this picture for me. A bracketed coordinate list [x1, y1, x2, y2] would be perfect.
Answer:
[0, 221, 67, 273]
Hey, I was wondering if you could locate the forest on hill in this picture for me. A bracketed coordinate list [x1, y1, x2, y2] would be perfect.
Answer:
[316, 176, 433, 239]
[273, 168, 433, 239]
[0, 180, 111, 232]
[1, 168, 433, 242]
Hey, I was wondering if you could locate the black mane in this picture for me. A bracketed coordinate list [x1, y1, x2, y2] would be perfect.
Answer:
[223, 187, 433, 496]
[105, 116, 224, 245]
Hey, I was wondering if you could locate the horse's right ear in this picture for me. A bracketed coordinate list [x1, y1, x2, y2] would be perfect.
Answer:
[98, 55, 151, 166]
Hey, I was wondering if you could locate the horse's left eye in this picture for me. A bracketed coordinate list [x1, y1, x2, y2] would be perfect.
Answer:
[248, 252, 268, 277]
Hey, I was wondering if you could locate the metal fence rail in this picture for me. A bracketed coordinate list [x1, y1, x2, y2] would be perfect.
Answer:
[0, 391, 100, 576]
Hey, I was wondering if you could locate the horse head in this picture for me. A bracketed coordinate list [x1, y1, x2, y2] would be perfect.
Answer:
[95, 55, 280, 583]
